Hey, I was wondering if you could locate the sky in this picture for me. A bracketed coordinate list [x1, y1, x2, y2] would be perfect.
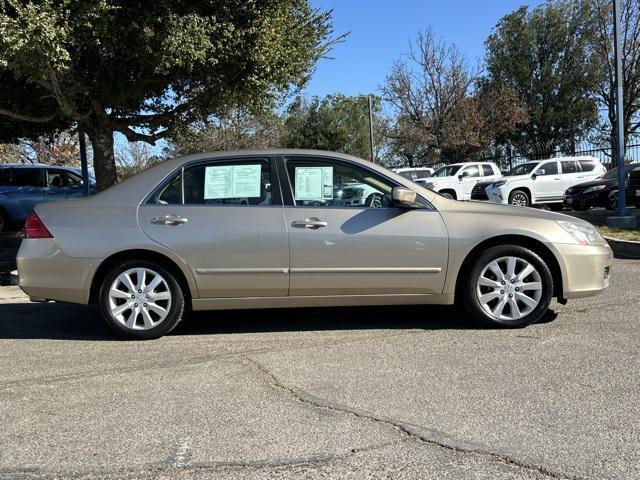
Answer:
[304, 0, 545, 99]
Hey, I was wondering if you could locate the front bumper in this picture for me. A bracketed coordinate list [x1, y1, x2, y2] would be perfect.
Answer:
[485, 186, 508, 204]
[553, 243, 613, 299]
[17, 239, 98, 304]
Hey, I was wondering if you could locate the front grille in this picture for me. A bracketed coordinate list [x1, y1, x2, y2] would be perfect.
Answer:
[471, 182, 492, 200]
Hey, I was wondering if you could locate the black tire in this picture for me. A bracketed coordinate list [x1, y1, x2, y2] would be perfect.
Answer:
[509, 189, 530, 207]
[365, 193, 384, 208]
[440, 191, 456, 200]
[605, 191, 617, 210]
[459, 245, 553, 328]
[98, 260, 185, 340]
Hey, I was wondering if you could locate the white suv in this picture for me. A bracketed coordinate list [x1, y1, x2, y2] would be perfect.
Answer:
[485, 156, 606, 208]
[420, 162, 502, 200]
[393, 167, 434, 181]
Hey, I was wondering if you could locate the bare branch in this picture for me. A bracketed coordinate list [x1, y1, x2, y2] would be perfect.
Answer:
[0, 107, 56, 123]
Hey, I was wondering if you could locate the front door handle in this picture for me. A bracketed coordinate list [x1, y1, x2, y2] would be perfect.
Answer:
[151, 215, 188, 226]
[291, 218, 327, 229]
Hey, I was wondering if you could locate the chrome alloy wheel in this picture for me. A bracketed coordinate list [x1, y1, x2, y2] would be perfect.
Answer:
[510, 192, 528, 207]
[476, 256, 542, 321]
[108, 268, 172, 330]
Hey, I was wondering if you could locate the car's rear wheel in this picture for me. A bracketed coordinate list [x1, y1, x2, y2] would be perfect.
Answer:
[99, 260, 185, 339]
[509, 190, 530, 207]
[460, 245, 553, 328]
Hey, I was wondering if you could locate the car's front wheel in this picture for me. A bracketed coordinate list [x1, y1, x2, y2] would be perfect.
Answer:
[460, 245, 553, 328]
[509, 190, 530, 207]
[98, 260, 185, 339]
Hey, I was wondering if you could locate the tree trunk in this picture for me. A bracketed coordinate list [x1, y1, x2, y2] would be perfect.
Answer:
[86, 123, 117, 191]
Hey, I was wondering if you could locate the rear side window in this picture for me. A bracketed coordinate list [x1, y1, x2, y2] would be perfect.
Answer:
[0, 169, 11, 186]
[579, 160, 596, 172]
[12, 168, 43, 187]
[561, 161, 579, 174]
[462, 165, 480, 177]
[482, 165, 494, 176]
[149, 158, 273, 206]
[398, 171, 417, 180]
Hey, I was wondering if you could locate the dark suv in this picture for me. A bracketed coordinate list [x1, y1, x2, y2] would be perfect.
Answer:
[629, 167, 640, 208]
[0, 164, 94, 232]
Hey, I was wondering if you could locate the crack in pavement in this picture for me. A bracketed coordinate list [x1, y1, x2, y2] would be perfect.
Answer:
[241, 355, 581, 480]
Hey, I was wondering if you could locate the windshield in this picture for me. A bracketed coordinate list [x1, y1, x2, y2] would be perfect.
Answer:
[507, 162, 538, 176]
[603, 164, 640, 179]
[433, 165, 462, 177]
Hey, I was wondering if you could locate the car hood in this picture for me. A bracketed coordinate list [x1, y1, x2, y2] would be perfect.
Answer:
[433, 195, 593, 226]
[492, 174, 529, 184]
[571, 178, 616, 189]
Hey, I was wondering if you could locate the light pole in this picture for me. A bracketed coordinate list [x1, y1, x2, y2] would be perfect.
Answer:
[612, 0, 628, 218]
[367, 94, 375, 164]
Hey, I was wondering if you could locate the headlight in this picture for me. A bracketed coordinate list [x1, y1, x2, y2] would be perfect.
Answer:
[557, 221, 606, 246]
[492, 180, 507, 188]
[583, 184, 606, 194]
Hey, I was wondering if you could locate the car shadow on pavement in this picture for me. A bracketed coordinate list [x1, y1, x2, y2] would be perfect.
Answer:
[0, 301, 558, 340]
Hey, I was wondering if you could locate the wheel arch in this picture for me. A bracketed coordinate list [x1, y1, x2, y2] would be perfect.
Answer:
[89, 249, 194, 305]
[454, 234, 563, 299]
[439, 188, 457, 200]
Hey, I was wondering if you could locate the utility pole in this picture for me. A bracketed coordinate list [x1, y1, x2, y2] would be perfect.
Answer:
[367, 94, 375, 163]
[79, 131, 90, 197]
[608, 0, 636, 227]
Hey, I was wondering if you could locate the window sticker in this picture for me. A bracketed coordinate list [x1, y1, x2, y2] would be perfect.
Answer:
[204, 164, 262, 199]
[295, 167, 333, 200]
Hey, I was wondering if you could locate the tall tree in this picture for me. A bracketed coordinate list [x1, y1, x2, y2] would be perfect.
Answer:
[166, 110, 284, 157]
[283, 94, 386, 161]
[0, 0, 340, 190]
[485, 2, 598, 157]
[585, 0, 640, 149]
[383, 28, 475, 165]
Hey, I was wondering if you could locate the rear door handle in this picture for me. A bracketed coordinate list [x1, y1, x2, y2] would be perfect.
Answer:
[151, 215, 188, 226]
[291, 218, 327, 229]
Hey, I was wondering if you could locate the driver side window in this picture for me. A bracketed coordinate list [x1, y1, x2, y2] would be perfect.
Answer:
[285, 158, 394, 208]
[461, 165, 480, 177]
[536, 162, 558, 176]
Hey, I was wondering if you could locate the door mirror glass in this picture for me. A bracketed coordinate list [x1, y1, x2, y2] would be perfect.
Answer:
[392, 187, 418, 208]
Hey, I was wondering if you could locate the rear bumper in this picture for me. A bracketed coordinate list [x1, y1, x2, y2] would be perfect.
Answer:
[553, 243, 613, 299]
[16, 239, 98, 304]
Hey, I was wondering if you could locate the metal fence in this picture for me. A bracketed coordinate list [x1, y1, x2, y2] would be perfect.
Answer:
[400, 143, 640, 173]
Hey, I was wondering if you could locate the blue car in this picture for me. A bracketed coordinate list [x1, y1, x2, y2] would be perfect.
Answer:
[0, 163, 95, 232]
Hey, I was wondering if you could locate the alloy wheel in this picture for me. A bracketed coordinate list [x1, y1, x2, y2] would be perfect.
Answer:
[476, 256, 542, 321]
[511, 193, 528, 207]
[108, 267, 172, 330]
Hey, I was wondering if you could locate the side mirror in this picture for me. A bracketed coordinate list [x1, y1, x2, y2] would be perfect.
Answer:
[531, 173, 537, 179]
[392, 187, 419, 208]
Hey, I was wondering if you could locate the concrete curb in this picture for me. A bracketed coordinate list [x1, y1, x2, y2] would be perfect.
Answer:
[604, 236, 640, 259]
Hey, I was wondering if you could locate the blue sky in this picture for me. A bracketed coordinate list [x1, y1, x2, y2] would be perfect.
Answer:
[304, 0, 545, 98]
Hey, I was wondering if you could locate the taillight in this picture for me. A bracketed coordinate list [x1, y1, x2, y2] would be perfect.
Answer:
[25, 211, 52, 239]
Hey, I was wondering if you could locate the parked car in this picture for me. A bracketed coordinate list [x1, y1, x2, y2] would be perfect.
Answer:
[485, 156, 606, 209]
[0, 163, 95, 232]
[17, 150, 612, 339]
[627, 166, 640, 208]
[420, 162, 502, 200]
[563, 163, 640, 211]
[393, 167, 434, 181]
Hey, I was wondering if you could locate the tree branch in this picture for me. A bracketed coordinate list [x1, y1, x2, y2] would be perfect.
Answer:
[0, 107, 56, 123]
[119, 127, 168, 145]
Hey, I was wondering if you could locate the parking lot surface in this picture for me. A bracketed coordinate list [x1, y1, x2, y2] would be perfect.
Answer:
[0, 259, 639, 480]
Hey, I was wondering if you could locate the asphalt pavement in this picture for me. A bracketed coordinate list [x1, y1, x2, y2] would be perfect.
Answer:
[0, 259, 639, 480]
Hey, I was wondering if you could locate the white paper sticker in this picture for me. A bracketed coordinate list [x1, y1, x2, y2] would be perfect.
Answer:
[295, 167, 333, 200]
[204, 164, 262, 199]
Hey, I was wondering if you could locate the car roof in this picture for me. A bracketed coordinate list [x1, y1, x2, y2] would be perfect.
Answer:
[0, 163, 78, 170]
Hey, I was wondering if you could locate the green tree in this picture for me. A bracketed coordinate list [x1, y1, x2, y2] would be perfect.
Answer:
[485, 2, 598, 157]
[0, 0, 339, 190]
[283, 94, 385, 161]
